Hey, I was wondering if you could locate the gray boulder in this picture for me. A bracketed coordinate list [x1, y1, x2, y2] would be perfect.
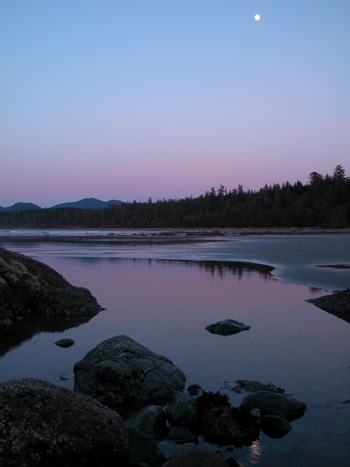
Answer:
[74, 335, 186, 415]
[240, 390, 306, 420]
[166, 399, 198, 426]
[205, 319, 250, 335]
[126, 404, 166, 439]
[0, 378, 129, 467]
[0, 247, 102, 329]
[162, 443, 227, 466]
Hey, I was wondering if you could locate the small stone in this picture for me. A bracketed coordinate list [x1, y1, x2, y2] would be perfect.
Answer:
[205, 319, 250, 336]
[55, 338, 75, 348]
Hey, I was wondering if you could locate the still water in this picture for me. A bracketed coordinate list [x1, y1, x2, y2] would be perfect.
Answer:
[0, 235, 349, 466]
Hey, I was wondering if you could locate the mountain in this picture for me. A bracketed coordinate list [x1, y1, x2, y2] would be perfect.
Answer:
[0, 202, 42, 212]
[51, 198, 123, 210]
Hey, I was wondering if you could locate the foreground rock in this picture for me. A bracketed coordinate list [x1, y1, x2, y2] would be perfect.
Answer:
[74, 335, 186, 415]
[205, 319, 250, 336]
[128, 427, 166, 466]
[240, 390, 307, 420]
[126, 404, 166, 439]
[0, 247, 102, 331]
[0, 378, 128, 467]
[307, 289, 350, 323]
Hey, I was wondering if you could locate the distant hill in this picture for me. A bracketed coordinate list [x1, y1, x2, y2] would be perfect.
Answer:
[0, 202, 42, 212]
[51, 198, 123, 210]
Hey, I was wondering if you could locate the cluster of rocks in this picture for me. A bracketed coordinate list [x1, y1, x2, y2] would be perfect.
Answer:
[0, 334, 307, 466]
[0, 248, 102, 331]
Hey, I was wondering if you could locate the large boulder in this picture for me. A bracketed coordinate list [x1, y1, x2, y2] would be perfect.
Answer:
[240, 391, 306, 420]
[74, 335, 186, 415]
[0, 378, 129, 467]
[0, 247, 102, 330]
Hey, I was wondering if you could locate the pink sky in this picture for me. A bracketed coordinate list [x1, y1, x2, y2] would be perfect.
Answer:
[1, 1, 349, 206]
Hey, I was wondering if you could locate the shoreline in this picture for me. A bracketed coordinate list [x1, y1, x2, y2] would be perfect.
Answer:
[1, 227, 350, 242]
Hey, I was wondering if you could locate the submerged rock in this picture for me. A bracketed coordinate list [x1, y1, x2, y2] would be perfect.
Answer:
[0, 378, 129, 467]
[166, 426, 195, 443]
[74, 335, 186, 415]
[232, 379, 287, 394]
[240, 390, 306, 420]
[260, 414, 292, 438]
[205, 319, 250, 336]
[0, 247, 102, 331]
[307, 289, 350, 323]
[162, 443, 228, 467]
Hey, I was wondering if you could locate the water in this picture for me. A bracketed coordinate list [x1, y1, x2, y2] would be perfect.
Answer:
[0, 233, 349, 466]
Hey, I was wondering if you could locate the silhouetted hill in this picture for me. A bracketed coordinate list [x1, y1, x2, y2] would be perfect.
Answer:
[51, 198, 123, 210]
[0, 202, 42, 212]
[0, 166, 348, 228]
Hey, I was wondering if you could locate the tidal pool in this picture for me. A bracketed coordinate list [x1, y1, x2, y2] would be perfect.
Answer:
[0, 235, 349, 466]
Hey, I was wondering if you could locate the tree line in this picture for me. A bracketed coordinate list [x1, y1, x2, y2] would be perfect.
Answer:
[1, 165, 349, 229]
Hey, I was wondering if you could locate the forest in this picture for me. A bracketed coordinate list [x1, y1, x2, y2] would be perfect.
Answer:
[1, 165, 349, 229]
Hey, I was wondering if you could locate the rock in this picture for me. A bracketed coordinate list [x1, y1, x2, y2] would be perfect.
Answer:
[55, 338, 75, 348]
[162, 443, 228, 466]
[0, 248, 102, 330]
[307, 289, 350, 323]
[240, 391, 306, 420]
[187, 383, 202, 396]
[128, 427, 166, 467]
[0, 378, 129, 467]
[260, 415, 291, 438]
[196, 391, 259, 445]
[232, 379, 287, 394]
[166, 426, 195, 443]
[166, 399, 198, 426]
[126, 405, 166, 440]
[74, 335, 186, 415]
[205, 319, 250, 336]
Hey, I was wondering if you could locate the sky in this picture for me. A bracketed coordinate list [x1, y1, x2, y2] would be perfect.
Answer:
[1, 1, 349, 207]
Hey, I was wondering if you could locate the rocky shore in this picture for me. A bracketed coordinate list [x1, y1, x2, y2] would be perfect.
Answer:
[0, 247, 102, 331]
[307, 289, 350, 323]
[0, 332, 307, 466]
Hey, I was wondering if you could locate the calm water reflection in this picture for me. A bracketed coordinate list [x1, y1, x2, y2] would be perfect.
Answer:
[0, 241, 349, 466]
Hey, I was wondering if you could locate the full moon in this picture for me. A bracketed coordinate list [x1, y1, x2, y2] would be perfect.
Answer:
[254, 14, 261, 21]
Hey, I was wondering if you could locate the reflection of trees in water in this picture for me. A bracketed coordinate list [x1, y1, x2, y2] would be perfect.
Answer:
[67, 256, 275, 281]
[0, 315, 94, 358]
[131, 258, 274, 281]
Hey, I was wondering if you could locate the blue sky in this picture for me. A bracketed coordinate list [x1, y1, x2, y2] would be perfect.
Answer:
[1, 1, 349, 206]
